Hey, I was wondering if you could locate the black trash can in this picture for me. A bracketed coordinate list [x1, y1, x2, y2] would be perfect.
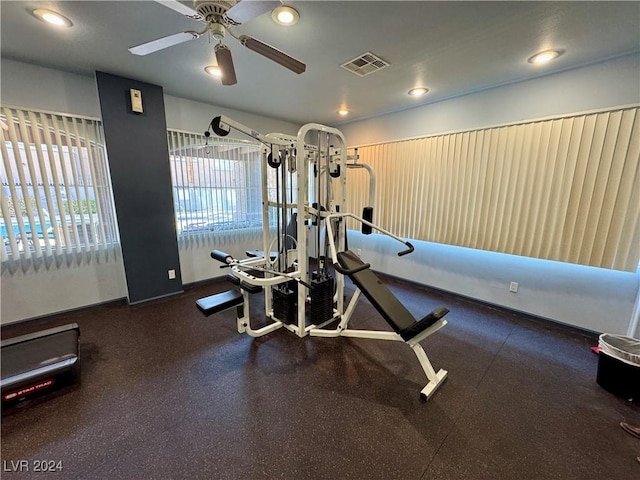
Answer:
[596, 334, 640, 402]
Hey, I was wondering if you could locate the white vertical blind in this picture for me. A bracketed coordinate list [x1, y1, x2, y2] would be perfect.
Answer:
[167, 130, 264, 249]
[346, 106, 640, 271]
[0, 106, 119, 262]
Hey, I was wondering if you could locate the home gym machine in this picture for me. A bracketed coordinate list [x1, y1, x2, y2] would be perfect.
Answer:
[196, 115, 449, 400]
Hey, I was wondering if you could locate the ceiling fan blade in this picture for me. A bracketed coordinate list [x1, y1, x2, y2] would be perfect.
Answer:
[215, 44, 238, 85]
[239, 35, 306, 74]
[154, 0, 204, 21]
[129, 31, 199, 55]
[226, 1, 280, 24]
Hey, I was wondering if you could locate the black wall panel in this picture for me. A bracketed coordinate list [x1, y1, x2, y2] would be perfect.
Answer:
[96, 71, 182, 304]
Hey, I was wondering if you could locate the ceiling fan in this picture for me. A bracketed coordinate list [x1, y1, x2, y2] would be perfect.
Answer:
[128, 0, 306, 85]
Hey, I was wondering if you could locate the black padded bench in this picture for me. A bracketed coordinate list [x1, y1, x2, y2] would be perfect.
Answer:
[336, 250, 448, 341]
[225, 274, 263, 294]
[245, 250, 278, 261]
[196, 290, 244, 317]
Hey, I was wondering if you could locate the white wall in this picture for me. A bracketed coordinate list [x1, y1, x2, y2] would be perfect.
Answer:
[0, 58, 299, 324]
[164, 96, 298, 137]
[1, 249, 127, 323]
[177, 234, 261, 284]
[630, 289, 640, 338]
[348, 232, 639, 335]
[1, 58, 102, 118]
[339, 53, 640, 335]
[2, 55, 639, 334]
[0, 58, 300, 136]
[339, 53, 640, 146]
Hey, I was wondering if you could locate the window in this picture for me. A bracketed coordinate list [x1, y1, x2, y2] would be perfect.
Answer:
[0, 107, 119, 261]
[168, 130, 263, 240]
[168, 130, 300, 246]
[346, 106, 640, 272]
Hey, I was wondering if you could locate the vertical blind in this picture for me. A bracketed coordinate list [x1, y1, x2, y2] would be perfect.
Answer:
[0, 106, 119, 262]
[346, 106, 640, 272]
[167, 130, 264, 247]
[167, 130, 299, 249]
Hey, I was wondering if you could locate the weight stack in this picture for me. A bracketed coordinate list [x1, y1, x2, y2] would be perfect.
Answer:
[272, 282, 297, 325]
[310, 273, 335, 324]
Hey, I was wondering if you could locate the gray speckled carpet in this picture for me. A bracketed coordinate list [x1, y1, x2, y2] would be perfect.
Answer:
[2, 275, 639, 479]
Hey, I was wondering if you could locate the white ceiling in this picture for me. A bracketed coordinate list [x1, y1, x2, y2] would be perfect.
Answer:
[1, 1, 639, 126]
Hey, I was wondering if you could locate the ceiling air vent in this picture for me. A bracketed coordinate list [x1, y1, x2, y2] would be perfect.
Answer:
[341, 52, 390, 77]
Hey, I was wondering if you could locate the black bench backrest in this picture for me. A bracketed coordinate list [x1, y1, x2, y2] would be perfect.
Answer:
[337, 250, 416, 333]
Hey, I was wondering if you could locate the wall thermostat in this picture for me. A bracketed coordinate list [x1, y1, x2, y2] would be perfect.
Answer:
[130, 88, 143, 114]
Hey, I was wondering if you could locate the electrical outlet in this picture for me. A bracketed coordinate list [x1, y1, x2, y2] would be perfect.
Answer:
[356, 248, 362, 257]
[168, 269, 176, 280]
[509, 281, 519, 293]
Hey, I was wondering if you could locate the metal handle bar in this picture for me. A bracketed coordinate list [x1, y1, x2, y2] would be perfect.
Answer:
[332, 261, 371, 276]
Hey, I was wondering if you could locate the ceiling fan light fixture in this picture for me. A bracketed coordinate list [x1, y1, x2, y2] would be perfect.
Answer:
[337, 108, 350, 116]
[204, 65, 222, 78]
[528, 49, 563, 65]
[272, 6, 299, 26]
[210, 22, 225, 41]
[32, 9, 73, 28]
[408, 87, 429, 97]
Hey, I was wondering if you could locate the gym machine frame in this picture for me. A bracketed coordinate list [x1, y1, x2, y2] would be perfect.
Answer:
[200, 115, 449, 400]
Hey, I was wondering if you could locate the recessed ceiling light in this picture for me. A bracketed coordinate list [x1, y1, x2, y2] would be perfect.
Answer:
[32, 9, 73, 28]
[272, 6, 299, 26]
[337, 108, 350, 116]
[408, 87, 429, 97]
[204, 65, 222, 78]
[528, 49, 563, 65]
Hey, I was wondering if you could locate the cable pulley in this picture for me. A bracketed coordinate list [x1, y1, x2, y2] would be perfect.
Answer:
[267, 151, 281, 168]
